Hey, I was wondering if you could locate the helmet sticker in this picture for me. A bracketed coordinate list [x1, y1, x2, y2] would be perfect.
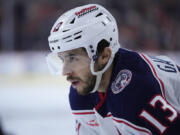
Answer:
[111, 69, 132, 94]
[49, 39, 59, 44]
[53, 22, 63, 32]
[75, 5, 98, 18]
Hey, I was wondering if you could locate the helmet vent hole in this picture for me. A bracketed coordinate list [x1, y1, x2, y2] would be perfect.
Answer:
[52, 47, 54, 50]
[58, 46, 60, 49]
[62, 29, 70, 32]
[106, 16, 111, 22]
[102, 21, 106, 26]
[63, 35, 72, 40]
[70, 18, 75, 24]
[74, 31, 82, 35]
[74, 35, 82, 40]
[110, 38, 112, 41]
[96, 12, 103, 17]
[66, 40, 72, 42]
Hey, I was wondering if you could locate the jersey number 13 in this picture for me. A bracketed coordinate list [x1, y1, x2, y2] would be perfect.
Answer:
[139, 95, 178, 134]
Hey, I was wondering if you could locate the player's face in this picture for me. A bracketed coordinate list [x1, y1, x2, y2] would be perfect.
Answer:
[58, 48, 96, 95]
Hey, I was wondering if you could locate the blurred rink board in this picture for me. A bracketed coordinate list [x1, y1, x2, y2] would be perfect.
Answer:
[0, 51, 179, 135]
[0, 51, 75, 135]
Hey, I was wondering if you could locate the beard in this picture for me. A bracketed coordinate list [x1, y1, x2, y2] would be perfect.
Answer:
[67, 60, 106, 95]
[83, 73, 97, 95]
[67, 73, 96, 95]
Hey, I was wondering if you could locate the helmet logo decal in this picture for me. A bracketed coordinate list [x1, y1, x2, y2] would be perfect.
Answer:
[111, 69, 132, 94]
[75, 6, 98, 18]
[49, 39, 59, 44]
[53, 22, 63, 32]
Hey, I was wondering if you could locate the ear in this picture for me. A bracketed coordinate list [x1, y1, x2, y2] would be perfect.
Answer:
[98, 47, 112, 65]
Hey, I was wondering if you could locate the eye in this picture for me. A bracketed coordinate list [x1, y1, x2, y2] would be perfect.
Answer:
[69, 55, 78, 62]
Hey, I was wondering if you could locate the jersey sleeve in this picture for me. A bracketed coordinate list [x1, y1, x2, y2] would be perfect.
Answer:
[69, 86, 100, 135]
[140, 54, 180, 113]
[138, 54, 180, 135]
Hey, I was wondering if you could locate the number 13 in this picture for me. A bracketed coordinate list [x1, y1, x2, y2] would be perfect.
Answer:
[139, 95, 178, 134]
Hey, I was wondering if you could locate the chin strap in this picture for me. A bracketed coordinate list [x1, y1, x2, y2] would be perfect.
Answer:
[91, 73, 102, 93]
[90, 42, 120, 93]
[90, 53, 114, 93]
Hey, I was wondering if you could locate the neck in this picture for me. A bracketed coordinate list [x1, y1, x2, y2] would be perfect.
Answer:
[97, 63, 113, 93]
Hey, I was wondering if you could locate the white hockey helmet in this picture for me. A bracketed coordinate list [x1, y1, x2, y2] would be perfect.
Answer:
[48, 4, 119, 60]
[47, 4, 120, 92]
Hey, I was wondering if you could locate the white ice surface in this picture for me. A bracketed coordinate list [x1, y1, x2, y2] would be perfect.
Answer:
[0, 75, 75, 135]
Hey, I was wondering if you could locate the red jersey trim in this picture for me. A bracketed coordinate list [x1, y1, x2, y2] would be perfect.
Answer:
[95, 92, 107, 110]
[73, 111, 95, 115]
[77, 123, 81, 135]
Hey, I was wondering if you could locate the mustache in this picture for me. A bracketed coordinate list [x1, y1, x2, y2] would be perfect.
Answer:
[67, 76, 81, 81]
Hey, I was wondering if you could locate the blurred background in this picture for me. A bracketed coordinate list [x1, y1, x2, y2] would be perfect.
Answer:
[0, 0, 180, 135]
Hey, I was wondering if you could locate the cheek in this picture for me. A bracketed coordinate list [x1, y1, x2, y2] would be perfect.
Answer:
[73, 62, 90, 73]
[79, 69, 92, 82]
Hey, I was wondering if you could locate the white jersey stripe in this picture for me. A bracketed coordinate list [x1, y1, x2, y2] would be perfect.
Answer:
[112, 117, 152, 135]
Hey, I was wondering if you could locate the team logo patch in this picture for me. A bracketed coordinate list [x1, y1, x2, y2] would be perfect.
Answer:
[111, 69, 132, 94]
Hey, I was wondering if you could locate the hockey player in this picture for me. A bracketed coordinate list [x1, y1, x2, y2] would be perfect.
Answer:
[46, 4, 180, 135]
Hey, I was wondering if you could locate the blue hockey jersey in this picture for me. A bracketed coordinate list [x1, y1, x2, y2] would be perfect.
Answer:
[69, 48, 180, 135]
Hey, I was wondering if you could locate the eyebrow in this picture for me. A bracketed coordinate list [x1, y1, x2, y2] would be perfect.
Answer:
[65, 53, 76, 57]
[59, 53, 76, 59]
[58, 49, 85, 58]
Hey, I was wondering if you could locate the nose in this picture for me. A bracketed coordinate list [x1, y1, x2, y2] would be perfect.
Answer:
[62, 63, 73, 76]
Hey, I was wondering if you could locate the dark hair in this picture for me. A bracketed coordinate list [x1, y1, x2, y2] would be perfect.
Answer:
[82, 39, 110, 55]
[97, 39, 110, 54]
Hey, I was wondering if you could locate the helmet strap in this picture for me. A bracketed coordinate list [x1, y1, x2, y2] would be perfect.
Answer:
[91, 73, 102, 93]
[90, 52, 114, 93]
